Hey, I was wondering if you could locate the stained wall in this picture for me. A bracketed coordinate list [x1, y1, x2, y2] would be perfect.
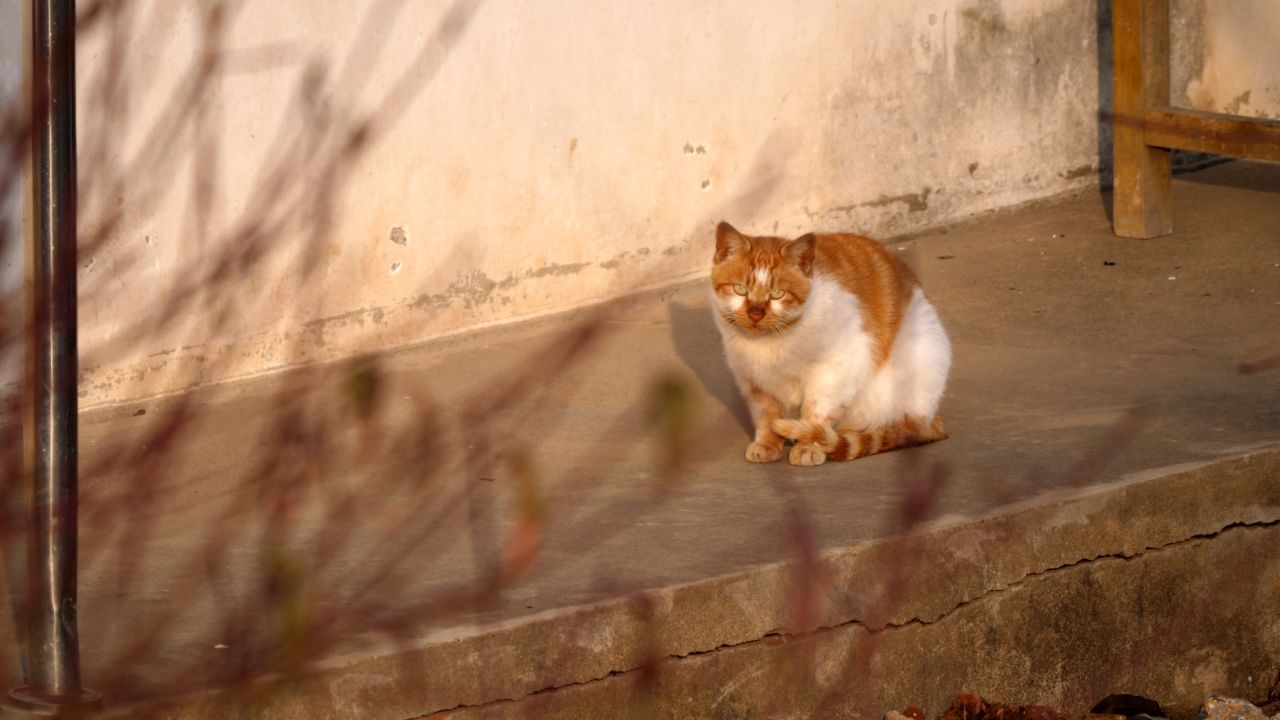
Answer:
[0, 0, 1276, 405]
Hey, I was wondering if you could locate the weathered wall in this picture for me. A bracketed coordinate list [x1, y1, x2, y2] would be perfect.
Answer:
[0, 2, 21, 394]
[0, 0, 1273, 405]
[1172, 0, 1280, 118]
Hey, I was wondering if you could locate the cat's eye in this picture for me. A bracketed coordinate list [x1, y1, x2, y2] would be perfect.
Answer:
[732, 284, 748, 295]
[768, 289, 786, 300]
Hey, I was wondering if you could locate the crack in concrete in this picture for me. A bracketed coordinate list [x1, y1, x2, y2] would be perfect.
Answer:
[420, 518, 1280, 718]
[877, 518, 1280, 631]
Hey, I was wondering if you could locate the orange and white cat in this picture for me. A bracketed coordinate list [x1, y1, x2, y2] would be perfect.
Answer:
[711, 221, 951, 466]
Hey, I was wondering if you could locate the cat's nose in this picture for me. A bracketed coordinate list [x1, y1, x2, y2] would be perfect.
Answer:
[747, 306, 766, 323]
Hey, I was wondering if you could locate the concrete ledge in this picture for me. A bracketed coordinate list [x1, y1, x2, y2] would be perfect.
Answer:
[125, 449, 1280, 719]
[443, 511, 1280, 719]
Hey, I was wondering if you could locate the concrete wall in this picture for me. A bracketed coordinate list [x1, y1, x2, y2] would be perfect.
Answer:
[1172, 0, 1280, 118]
[0, 0, 1275, 406]
[1, 1, 21, 395]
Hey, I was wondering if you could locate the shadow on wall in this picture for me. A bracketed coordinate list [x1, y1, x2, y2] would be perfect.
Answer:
[667, 294, 751, 435]
[1094, 0, 1114, 207]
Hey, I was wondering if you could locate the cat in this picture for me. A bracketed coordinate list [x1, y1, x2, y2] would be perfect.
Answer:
[710, 221, 951, 466]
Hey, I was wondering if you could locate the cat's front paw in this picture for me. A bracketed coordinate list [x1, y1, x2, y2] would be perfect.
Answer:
[746, 440, 783, 463]
[789, 442, 827, 467]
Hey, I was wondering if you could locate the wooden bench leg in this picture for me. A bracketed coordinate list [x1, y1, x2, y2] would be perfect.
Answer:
[1113, 0, 1172, 238]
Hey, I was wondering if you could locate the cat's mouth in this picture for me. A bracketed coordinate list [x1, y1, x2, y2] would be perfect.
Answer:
[732, 318, 771, 336]
[723, 312, 787, 337]
[736, 314, 798, 338]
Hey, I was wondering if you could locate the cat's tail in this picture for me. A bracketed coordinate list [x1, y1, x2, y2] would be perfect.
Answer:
[772, 415, 947, 461]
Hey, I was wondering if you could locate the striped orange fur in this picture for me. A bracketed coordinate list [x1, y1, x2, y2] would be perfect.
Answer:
[772, 416, 947, 461]
[814, 234, 920, 367]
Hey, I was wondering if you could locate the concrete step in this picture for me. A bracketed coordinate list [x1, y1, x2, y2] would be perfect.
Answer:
[6, 161, 1277, 719]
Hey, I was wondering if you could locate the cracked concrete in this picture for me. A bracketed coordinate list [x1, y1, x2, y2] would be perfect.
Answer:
[7, 161, 1278, 719]
[442, 520, 1280, 719]
[416, 453, 1280, 719]
[445, 517, 1280, 718]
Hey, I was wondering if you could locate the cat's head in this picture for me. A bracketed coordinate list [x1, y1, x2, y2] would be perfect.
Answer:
[710, 221, 816, 337]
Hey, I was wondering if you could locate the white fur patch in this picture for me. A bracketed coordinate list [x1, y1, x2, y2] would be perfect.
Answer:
[754, 268, 770, 287]
[843, 287, 951, 427]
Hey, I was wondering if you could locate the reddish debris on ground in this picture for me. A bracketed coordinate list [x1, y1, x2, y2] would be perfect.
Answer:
[903, 706, 926, 720]
[940, 695, 987, 720]
[936, 695, 1060, 720]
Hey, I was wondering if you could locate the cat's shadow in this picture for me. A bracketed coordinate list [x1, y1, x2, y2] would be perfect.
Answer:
[667, 297, 752, 434]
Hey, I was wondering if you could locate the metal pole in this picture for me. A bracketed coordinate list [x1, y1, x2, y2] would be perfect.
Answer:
[28, 0, 80, 697]
[3, 0, 98, 714]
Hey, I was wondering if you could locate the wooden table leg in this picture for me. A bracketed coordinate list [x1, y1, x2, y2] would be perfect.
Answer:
[1113, 0, 1172, 238]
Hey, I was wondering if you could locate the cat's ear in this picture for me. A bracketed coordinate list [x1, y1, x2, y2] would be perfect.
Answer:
[784, 233, 817, 275]
[714, 221, 750, 264]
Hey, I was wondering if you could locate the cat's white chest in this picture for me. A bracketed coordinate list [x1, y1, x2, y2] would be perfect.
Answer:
[717, 275, 869, 409]
[724, 333, 804, 403]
